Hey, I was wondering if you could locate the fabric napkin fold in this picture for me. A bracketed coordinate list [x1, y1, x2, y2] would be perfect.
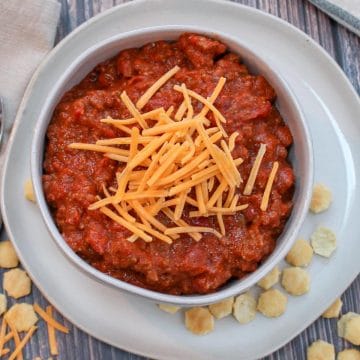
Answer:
[308, 0, 360, 36]
[0, 0, 60, 141]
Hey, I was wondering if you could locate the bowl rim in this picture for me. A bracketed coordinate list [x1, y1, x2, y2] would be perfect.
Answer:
[31, 24, 314, 306]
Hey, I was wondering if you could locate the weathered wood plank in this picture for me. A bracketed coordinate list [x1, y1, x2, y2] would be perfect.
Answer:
[334, 26, 360, 93]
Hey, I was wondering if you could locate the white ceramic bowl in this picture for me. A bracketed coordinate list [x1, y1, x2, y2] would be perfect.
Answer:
[31, 25, 313, 306]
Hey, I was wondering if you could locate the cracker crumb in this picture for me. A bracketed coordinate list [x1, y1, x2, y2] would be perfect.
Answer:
[338, 313, 357, 337]
[307, 340, 335, 360]
[281, 267, 310, 296]
[257, 266, 280, 290]
[310, 226, 337, 258]
[185, 307, 214, 335]
[310, 183, 332, 213]
[322, 298, 342, 318]
[158, 303, 180, 314]
[24, 179, 36, 202]
[257, 289, 287, 318]
[0, 240, 19, 268]
[286, 239, 313, 267]
[337, 349, 360, 360]
[338, 312, 360, 344]
[209, 297, 234, 319]
[233, 292, 256, 324]
[3, 268, 31, 299]
[343, 316, 360, 345]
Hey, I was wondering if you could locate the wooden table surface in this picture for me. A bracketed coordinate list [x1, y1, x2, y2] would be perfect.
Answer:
[4, 0, 360, 359]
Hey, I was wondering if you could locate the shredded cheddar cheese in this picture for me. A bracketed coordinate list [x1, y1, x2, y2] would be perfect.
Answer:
[33, 304, 69, 334]
[198, 78, 226, 120]
[165, 226, 222, 239]
[68, 143, 129, 156]
[174, 85, 226, 123]
[68, 68, 277, 243]
[261, 161, 279, 211]
[216, 196, 225, 236]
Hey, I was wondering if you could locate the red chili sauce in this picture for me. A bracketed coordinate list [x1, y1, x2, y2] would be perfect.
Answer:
[43, 33, 294, 295]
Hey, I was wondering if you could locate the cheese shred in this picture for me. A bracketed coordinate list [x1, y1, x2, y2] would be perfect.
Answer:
[260, 161, 279, 211]
[243, 143, 267, 195]
[68, 67, 279, 243]
[0, 319, 7, 357]
[46, 306, 58, 356]
[8, 326, 37, 360]
[6, 320, 22, 360]
[33, 303, 69, 334]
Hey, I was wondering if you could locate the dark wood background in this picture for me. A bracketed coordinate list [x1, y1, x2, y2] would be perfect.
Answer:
[5, 0, 360, 359]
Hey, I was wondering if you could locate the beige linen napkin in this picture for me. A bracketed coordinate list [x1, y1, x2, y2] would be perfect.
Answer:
[0, 0, 60, 140]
